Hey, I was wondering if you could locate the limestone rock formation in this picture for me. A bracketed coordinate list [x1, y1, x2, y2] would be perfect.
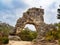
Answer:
[15, 7, 44, 34]
[33, 23, 57, 45]
[15, 7, 57, 45]
[9, 35, 21, 41]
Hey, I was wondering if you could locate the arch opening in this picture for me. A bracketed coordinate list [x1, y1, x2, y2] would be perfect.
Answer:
[19, 24, 37, 41]
[24, 24, 36, 31]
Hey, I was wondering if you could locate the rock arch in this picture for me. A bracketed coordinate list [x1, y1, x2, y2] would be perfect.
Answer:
[15, 7, 44, 34]
[14, 7, 57, 45]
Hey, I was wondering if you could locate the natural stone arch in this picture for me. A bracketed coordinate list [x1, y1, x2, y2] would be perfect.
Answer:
[15, 7, 44, 34]
[15, 7, 56, 39]
[14, 7, 57, 45]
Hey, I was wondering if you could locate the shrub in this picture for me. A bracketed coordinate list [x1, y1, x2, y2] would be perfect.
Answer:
[2, 37, 9, 44]
[45, 29, 57, 41]
[0, 37, 2, 44]
[45, 23, 60, 42]
[18, 27, 37, 41]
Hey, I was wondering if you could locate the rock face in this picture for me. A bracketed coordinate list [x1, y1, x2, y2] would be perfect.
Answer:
[15, 7, 44, 34]
[32, 23, 57, 45]
[9, 35, 21, 41]
[15, 7, 57, 45]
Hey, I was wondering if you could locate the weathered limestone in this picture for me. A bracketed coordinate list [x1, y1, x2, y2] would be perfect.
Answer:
[15, 7, 44, 34]
[15, 7, 57, 45]
[33, 23, 57, 45]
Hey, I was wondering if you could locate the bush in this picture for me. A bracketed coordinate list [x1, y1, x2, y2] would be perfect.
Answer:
[0, 37, 2, 44]
[2, 37, 9, 44]
[45, 23, 60, 42]
[0, 37, 2, 41]
[18, 27, 37, 41]
[45, 29, 57, 41]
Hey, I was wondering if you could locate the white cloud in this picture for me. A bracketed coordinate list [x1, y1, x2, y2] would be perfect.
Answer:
[22, 0, 57, 8]
[0, 0, 60, 27]
[22, 0, 60, 24]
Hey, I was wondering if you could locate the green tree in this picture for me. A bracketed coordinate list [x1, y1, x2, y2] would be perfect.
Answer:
[18, 27, 37, 41]
[45, 23, 60, 44]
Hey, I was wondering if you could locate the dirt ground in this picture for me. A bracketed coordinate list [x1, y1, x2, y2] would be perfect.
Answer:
[7, 40, 59, 45]
[8, 40, 32, 45]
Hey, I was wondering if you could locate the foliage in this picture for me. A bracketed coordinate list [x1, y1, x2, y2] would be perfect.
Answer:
[0, 36, 9, 44]
[54, 23, 60, 39]
[45, 30, 57, 41]
[2, 37, 9, 44]
[0, 22, 14, 36]
[0, 22, 13, 44]
[18, 27, 37, 41]
[45, 23, 60, 43]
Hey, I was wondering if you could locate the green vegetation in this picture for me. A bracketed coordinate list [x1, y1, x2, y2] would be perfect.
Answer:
[18, 27, 37, 41]
[0, 21, 60, 44]
[45, 23, 60, 44]
[2, 37, 9, 44]
[0, 36, 9, 44]
[0, 22, 14, 35]
[0, 22, 14, 44]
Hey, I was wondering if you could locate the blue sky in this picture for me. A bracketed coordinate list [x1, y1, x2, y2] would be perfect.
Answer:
[0, 0, 60, 30]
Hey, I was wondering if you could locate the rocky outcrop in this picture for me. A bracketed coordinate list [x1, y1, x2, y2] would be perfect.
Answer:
[9, 35, 21, 41]
[32, 23, 57, 45]
[15, 7, 44, 34]
[15, 7, 57, 45]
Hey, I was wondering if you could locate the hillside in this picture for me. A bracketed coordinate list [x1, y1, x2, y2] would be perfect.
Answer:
[0, 21, 14, 35]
